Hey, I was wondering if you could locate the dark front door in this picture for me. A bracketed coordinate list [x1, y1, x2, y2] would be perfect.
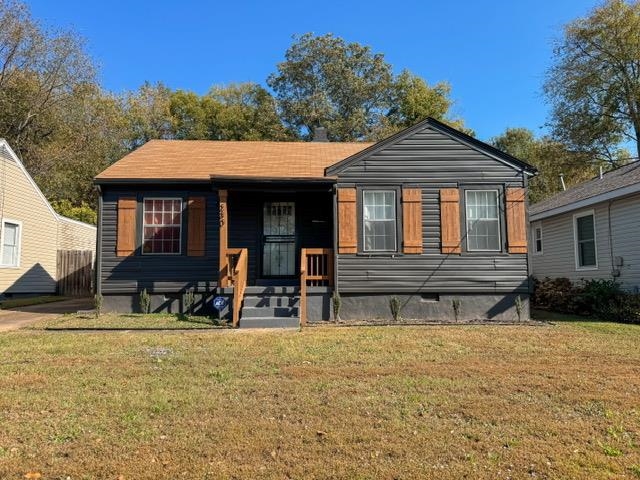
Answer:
[262, 201, 296, 277]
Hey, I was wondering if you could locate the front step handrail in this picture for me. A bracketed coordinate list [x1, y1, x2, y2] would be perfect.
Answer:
[231, 248, 248, 327]
[300, 248, 334, 326]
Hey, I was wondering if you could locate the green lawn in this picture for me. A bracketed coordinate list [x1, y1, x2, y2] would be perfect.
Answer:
[0, 296, 67, 309]
[29, 312, 228, 330]
[1, 320, 639, 479]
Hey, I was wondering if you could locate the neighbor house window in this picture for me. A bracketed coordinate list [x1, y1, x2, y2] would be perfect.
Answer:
[1, 220, 21, 267]
[363, 190, 396, 252]
[574, 211, 597, 269]
[532, 224, 543, 254]
[465, 190, 501, 251]
[142, 199, 182, 254]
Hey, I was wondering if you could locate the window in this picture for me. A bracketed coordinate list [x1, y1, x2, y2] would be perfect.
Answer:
[532, 224, 543, 254]
[142, 199, 182, 254]
[465, 190, 501, 251]
[363, 190, 396, 252]
[1, 220, 21, 267]
[574, 211, 597, 269]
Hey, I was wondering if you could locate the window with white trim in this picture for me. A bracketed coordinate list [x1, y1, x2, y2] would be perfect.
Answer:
[532, 224, 543, 254]
[363, 190, 396, 252]
[574, 212, 596, 268]
[142, 198, 182, 254]
[465, 190, 501, 251]
[1, 220, 21, 267]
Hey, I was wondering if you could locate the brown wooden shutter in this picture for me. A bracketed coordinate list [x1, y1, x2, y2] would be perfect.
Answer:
[187, 196, 206, 256]
[506, 187, 527, 253]
[402, 188, 423, 254]
[116, 197, 137, 257]
[337, 188, 357, 254]
[440, 188, 461, 254]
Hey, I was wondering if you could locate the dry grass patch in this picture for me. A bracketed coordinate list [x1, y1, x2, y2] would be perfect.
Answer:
[0, 322, 639, 479]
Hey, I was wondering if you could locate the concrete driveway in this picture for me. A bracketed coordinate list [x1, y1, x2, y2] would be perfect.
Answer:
[0, 298, 93, 332]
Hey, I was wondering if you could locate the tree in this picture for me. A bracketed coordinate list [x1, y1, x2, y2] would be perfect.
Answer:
[268, 33, 394, 141]
[383, 70, 469, 136]
[169, 89, 209, 140]
[123, 81, 173, 149]
[206, 83, 292, 141]
[0, 0, 95, 164]
[268, 33, 468, 141]
[545, 0, 640, 163]
[491, 128, 601, 203]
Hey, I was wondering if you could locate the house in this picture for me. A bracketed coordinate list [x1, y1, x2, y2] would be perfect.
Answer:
[529, 161, 640, 292]
[94, 118, 537, 326]
[0, 139, 97, 297]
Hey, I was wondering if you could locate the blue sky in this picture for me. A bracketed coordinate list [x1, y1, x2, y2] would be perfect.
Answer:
[28, 0, 599, 141]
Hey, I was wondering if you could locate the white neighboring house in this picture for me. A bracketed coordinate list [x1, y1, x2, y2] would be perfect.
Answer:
[529, 161, 640, 293]
[0, 139, 96, 296]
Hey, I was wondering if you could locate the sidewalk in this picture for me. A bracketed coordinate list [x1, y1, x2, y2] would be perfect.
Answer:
[0, 298, 93, 332]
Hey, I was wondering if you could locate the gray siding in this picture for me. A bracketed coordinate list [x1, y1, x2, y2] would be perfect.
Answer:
[100, 186, 219, 294]
[531, 192, 640, 292]
[335, 125, 529, 294]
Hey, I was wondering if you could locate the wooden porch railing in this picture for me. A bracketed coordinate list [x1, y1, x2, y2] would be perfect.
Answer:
[227, 247, 248, 327]
[299, 248, 334, 326]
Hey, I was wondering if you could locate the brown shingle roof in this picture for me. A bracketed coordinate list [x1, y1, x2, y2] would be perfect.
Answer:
[95, 140, 373, 182]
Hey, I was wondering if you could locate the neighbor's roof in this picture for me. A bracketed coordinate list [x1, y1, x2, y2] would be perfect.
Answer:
[95, 140, 373, 182]
[530, 161, 640, 220]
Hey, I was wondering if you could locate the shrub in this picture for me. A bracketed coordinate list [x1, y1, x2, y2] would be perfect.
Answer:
[389, 296, 401, 321]
[532, 277, 581, 313]
[532, 277, 640, 323]
[94, 293, 103, 319]
[183, 290, 195, 317]
[139, 289, 151, 314]
[451, 298, 461, 321]
[332, 290, 341, 322]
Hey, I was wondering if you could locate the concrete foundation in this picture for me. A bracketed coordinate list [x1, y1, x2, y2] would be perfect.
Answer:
[102, 290, 529, 323]
[336, 293, 530, 322]
[103, 292, 232, 319]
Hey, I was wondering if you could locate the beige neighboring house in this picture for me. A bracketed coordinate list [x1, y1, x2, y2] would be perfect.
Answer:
[529, 161, 640, 293]
[0, 139, 96, 296]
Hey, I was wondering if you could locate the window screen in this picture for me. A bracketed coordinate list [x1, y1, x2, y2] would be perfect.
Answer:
[142, 199, 182, 254]
[1, 222, 19, 266]
[363, 191, 396, 252]
[576, 214, 596, 267]
[466, 190, 501, 251]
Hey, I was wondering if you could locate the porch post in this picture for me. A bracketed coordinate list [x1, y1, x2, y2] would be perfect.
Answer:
[218, 189, 229, 287]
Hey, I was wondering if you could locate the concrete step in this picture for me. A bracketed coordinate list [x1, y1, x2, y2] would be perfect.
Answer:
[241, 306, 299, 318]
[239, 317, 300, 329]
[244, 286, 300, 295]
[242, 295, 299, 308]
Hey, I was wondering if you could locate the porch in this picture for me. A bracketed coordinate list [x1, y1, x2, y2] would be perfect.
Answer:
[215, 184, 335, 327]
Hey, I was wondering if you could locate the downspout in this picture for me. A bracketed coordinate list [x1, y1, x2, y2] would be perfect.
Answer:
[607, 200, 615, 280]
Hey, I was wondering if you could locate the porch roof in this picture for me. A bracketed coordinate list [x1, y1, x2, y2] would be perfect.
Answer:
[95, 139, 372, 183]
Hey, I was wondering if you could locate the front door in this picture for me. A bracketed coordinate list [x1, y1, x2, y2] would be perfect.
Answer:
[262, 201, 296, 277]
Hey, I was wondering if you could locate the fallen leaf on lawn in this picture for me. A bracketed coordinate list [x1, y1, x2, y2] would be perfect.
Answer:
[24, 473, 42, 479]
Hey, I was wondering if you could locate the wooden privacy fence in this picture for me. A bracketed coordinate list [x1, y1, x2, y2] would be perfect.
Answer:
[57, 250, 94, 296]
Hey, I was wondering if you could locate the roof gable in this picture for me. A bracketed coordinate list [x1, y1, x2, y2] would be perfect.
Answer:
[325, 117, 537, 177]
